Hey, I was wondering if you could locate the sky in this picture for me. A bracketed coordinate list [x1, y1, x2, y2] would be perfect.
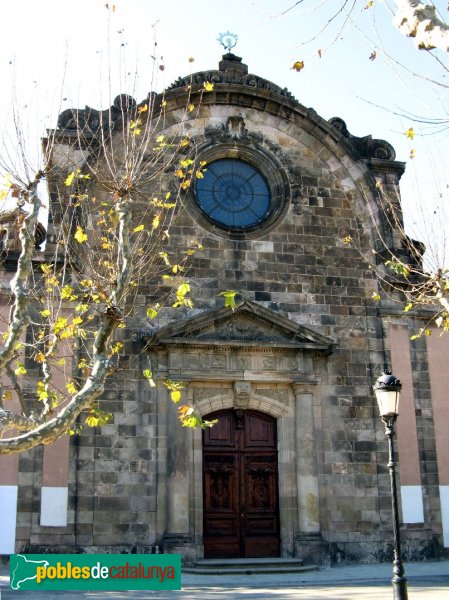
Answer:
[1, 0, 448, 267]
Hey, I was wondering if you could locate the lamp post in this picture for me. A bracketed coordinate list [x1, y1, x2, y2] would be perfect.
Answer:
[373, 369, 408, 600]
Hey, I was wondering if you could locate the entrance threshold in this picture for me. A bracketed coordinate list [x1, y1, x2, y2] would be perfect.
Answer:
[184, 557, 319, 575]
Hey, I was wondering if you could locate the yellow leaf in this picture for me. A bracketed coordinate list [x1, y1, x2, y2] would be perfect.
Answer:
[137, 104, 148, 113]
[134, 224, 145, 232]
[187, 104, 195, 113]
[147, 307, 158, 319]
[53, 316, 68, 334]
[61, 285, 77, 300]
[74, 226, 88, 243]
[66, 380, 78, 395]
[65, 172, 75, 187]
[292, 60, 304, 72]
[171, 390, 182, 403]
[159, 251, 171, 266]
[40, 309, 51, 317]
[405, 127, 415, 140]
[203, 81, 214, 92]
[152, 215, 160, 229]
[111, 341, 123, 354]
[35, 352, 46, 363]
[14, 363, 27, 376]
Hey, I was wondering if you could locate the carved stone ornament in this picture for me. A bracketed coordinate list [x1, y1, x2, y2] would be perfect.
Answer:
[204, 122, 263, 146]
[233, 382, 251, 409]
[144, 300, 336, 356]
[0, 208, 46, 252]
[328, 117, 396, 161]
[254, 388, 289, 406]
[225, 115, 247, 138]
[166, 53, 297, 101]
[57, 94, 137, 134]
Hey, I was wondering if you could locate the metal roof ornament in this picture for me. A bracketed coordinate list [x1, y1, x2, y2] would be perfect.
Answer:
[217, 31, 238, 52]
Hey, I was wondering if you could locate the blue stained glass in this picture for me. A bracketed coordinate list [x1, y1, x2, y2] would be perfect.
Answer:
[195, 158, 271, 229]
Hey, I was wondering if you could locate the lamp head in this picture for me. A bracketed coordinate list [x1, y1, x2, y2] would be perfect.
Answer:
[373, 369, 402, 417]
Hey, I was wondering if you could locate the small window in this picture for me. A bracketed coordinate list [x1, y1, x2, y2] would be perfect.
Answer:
[195, 159, 271, 229]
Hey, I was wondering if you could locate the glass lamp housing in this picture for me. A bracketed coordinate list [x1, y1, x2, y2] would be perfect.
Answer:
[373, 370, 402, 418]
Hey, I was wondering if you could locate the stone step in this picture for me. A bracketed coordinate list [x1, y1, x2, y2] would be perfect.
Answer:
[184, 557, 319, 575]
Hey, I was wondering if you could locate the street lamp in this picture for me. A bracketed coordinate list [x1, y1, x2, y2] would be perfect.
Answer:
[373, 369, 408, 600]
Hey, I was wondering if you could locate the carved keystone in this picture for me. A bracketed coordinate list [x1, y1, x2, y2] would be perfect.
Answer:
[233, 381, 251, 409]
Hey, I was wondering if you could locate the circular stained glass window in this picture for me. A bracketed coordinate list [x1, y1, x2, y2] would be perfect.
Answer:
[195, 158, 271, 229]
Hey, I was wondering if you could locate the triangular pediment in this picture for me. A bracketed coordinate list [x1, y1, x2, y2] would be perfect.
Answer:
[144, 301, 335, 354]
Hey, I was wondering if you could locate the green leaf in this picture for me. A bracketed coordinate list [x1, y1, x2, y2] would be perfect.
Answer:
[143, 369, 156, 387]
[385, 260, 410, 278]
[173, 282, 192, 308]
[218, 290, 238, 310]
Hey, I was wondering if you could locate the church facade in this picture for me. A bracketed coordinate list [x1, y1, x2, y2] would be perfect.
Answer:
[0, 53, 448, 564]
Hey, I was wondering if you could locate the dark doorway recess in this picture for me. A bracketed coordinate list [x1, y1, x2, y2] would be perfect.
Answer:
[203, 409, 280, 558]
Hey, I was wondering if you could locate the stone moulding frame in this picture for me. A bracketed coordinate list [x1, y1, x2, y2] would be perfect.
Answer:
[184, 140, 291, 240]
[143, 301, 335, 560]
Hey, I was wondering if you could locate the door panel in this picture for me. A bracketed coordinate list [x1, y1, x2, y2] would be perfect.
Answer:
[203, 409, 280, 558]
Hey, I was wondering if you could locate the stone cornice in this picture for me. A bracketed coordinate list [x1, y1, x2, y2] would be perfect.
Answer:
[53, 53, 400, 167]
[144, 300, 336, 356]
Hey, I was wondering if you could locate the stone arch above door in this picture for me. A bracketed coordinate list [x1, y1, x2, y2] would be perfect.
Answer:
[191, 382, 290, 419]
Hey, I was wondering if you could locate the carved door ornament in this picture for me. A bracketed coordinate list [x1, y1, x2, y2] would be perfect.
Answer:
[233, 382, 251, 409]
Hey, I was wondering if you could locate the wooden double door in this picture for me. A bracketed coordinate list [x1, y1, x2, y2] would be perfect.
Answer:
[203, 409, 280, 558]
